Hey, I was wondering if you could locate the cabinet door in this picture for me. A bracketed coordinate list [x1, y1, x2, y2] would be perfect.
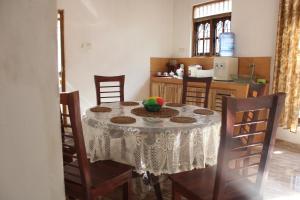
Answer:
[151, 82, 165, 97]
[164, 84, 182, 103]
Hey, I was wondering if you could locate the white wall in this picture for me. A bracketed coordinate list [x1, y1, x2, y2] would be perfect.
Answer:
[231, 0, 279, 57]
[231, 0, 279, 91]
[0, 1, 65, 200]
[57, 0, 174, 110]
[172, 0, 280, 58]
[277, 128, 300, 144]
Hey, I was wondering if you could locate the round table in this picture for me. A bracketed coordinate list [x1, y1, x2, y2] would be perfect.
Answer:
[82, 101, 221, 176]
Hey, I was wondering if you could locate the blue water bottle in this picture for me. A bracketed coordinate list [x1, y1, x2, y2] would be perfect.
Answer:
[219, 32, 235, 57]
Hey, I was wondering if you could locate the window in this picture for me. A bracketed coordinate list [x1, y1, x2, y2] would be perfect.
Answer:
[192, 0, 232, 56]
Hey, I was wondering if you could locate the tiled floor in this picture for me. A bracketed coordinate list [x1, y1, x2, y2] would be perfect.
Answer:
[262, 140, 300, 200]
[103, 140, 300, 200]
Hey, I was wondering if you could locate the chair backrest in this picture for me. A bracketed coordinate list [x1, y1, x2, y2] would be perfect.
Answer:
[182, 76, 212, 108]
[94, 75, 125, 105]
[60, 91, 92, 189]
[213, 93, 286, 200]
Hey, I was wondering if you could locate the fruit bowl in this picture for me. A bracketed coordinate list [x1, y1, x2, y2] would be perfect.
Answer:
[143, 97, 164, 112]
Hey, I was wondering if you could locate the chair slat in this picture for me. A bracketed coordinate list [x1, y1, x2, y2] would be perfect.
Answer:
[226, 172, 258, 184]
[100, 91, 120, 93]
[234, 119, 268, 127]
[63, 144, 74, 149]
[186, 100, 205, 104]
[187, 86, 205, 89]
[64, 124, 72, 128]
[230, 152, 262, 161]
[63, 152, 77, 158]
[216, 93, 231, 96]
[186, 96, 205, 99]
[230, 162, 260, 171]
[231, 142, 264, 151]
[100, 96, 121, 98]
[100, 85, 120, 88]
[232, 131, 266, 138]
[186, 90, 205, 94]
[64, 170, 81, 178]
[63, 134, 74, 139]
[64, 162, 79, 169]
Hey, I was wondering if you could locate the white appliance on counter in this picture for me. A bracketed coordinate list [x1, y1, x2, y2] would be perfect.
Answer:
[188, 65, 202, 77]
[188, 65, 214, 78]
[213, 57, 238, 81]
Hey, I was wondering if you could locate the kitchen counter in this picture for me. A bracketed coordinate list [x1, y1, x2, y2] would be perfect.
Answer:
[150, 76, 250, 111]
[151, 76, 249, 98]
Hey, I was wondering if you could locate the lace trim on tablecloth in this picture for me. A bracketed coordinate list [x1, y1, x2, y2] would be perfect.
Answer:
[82, 116, 220, 176]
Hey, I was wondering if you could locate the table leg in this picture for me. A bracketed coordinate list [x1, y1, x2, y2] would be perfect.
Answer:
[145, 171, 163, 200]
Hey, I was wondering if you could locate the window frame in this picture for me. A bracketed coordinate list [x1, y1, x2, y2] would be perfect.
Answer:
[192, 1, 232, 57]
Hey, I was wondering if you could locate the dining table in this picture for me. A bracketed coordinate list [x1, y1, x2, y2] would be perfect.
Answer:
[82, 101, 221, 199]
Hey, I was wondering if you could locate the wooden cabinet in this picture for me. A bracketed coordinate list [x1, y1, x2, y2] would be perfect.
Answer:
[151, 82, 182, 103]
[151, 77, 249, 112]
[151, 82, 165, 98]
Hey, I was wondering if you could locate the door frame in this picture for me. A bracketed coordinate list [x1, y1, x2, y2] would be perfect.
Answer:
[58, 9, 66, 92]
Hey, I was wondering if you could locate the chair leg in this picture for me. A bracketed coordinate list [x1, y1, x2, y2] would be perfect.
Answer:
[172, 183, 181, 200]
[153, 182, 163, 200]
[145, 171, 163, 200]
[123, 180, 132, 200]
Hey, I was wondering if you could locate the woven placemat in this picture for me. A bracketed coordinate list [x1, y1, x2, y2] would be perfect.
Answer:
[121, 101, 140, 106]
[90, 106, 112, 113]
[131, 107, 179, 118]
[110, 116, 136, 124]
[165, 103, 184, 107]
[170, 116, 197, 123]
[193, 109, 214, 115]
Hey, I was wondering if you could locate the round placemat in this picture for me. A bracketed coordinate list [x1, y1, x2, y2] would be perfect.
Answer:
[131, 107, 179, 118]
[165, 103, 184, 107]
[170, 116, 197, 123]
[90, 106, 112, 113]
[110, 116, 136, 124]
[193, 109, 214, 115]
[121, 101, 140, 106]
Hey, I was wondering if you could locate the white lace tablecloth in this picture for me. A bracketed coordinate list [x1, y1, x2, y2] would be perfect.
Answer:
[82, 102, 221, 176]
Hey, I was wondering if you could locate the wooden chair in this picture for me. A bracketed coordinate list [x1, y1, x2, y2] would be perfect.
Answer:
[94, 75, 125, 105]
[169, 93, 286, 200]
[182, 76, 212, 108]
[60, 91, 132, 200]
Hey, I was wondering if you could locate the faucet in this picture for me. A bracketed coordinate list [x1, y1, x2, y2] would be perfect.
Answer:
[249, 63, 255, 81]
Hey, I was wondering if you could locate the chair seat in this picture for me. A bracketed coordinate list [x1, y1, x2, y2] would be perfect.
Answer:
[169, 166, 216, 200]
[169, 166, 260, 200]
[65, 160, 132, 186]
